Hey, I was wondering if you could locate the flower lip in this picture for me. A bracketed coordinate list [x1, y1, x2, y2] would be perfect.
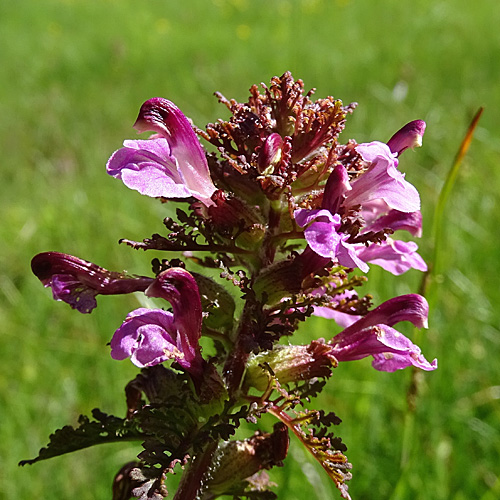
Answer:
[355, 239, 428, 276]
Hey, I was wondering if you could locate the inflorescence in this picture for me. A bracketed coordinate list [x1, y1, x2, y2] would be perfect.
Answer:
[25, 72, 436, 500]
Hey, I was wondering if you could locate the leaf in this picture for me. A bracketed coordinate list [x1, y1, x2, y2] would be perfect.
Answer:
[19, 409, 143, 466]
[423, 107, 484, 290]
[269, 406, 352, 500]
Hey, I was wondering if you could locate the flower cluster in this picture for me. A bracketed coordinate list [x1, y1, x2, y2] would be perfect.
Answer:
[27, 73, 436, 500]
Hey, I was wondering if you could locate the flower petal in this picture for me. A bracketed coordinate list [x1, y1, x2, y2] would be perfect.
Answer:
[341, 293, 429, 334]
[145, 268, 203, 362]
[347, 141, 420, 212]
[322, 164, 351, 214]
[363, 209, 423, 237]
[338, 237, 370, 272]
[50, 274, 98, 314]
[110, 308, 178, 368]
[331, 324, 437, 372]
[387, 120, 426, 157]
[106, 139, 192, 199]
[356, 239, 427, 275]
[304, 220, 342, 258]
[313, 306, 362, 327]
[257, 133, 283, 173]
[294, 208, 338, 228]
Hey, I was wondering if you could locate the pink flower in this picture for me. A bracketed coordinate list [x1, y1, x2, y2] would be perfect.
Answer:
[110, 268, 203, 376]
[294, 208, 369, 272]
[387, 119, 426, 156]
[354, 239, 427, 276]
[329, 294, 437, 372]
[107, 98, 216, 207]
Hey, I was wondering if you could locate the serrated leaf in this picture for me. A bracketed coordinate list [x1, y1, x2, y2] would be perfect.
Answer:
[19, 409, 143, 466]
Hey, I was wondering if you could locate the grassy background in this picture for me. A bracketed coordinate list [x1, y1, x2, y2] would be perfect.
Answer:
[1, 0, 499, 498]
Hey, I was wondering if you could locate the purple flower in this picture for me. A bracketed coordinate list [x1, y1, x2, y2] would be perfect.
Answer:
[294, 208, 369, 272]
[257, 133, 283, 173]
[329, 294, 437, 372]
[360, 203, 423, 237]
[31, 252, 154, 314]
[110, 268, 203, 376]
[107, 98, 216, 207]
[345, 120, 426, 211]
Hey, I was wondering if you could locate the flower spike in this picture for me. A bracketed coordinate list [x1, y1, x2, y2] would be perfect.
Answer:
[26, 74, 439, 500]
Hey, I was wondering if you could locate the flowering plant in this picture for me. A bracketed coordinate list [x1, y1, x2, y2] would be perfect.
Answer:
[23, 73, 436, 500]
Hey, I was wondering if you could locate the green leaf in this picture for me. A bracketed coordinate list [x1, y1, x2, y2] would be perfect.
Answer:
[19, 409, 144, 466]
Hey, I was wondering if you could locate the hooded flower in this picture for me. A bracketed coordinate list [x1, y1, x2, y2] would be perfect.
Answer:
[107, 98, 216, 207]
[329, 294, 437, 372]
[31, 252, 153, 314]
[110, 268, 204, 376]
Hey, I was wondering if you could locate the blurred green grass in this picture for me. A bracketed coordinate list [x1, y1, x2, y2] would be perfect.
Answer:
[1, 0, 499, 498]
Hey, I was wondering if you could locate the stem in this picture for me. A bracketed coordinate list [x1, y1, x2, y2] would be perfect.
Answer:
[223, 299, 256, 396]
[173, 440, 219, 500]
[270, 230, 304, 245]
[119, 238, 255, 255]
[261, 202, 282, 265]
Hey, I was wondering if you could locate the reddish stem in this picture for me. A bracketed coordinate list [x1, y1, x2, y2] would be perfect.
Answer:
[173, 440, 218, 500]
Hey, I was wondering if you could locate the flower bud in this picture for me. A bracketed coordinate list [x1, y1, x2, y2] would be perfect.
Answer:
[243, 340, 338, 391]
[31, 252, 153, 314]
[205, 423, 289, 496]
[257, 133, 283, 174]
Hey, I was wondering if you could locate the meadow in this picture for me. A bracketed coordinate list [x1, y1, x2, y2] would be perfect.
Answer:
[1, 0, 499, 498]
